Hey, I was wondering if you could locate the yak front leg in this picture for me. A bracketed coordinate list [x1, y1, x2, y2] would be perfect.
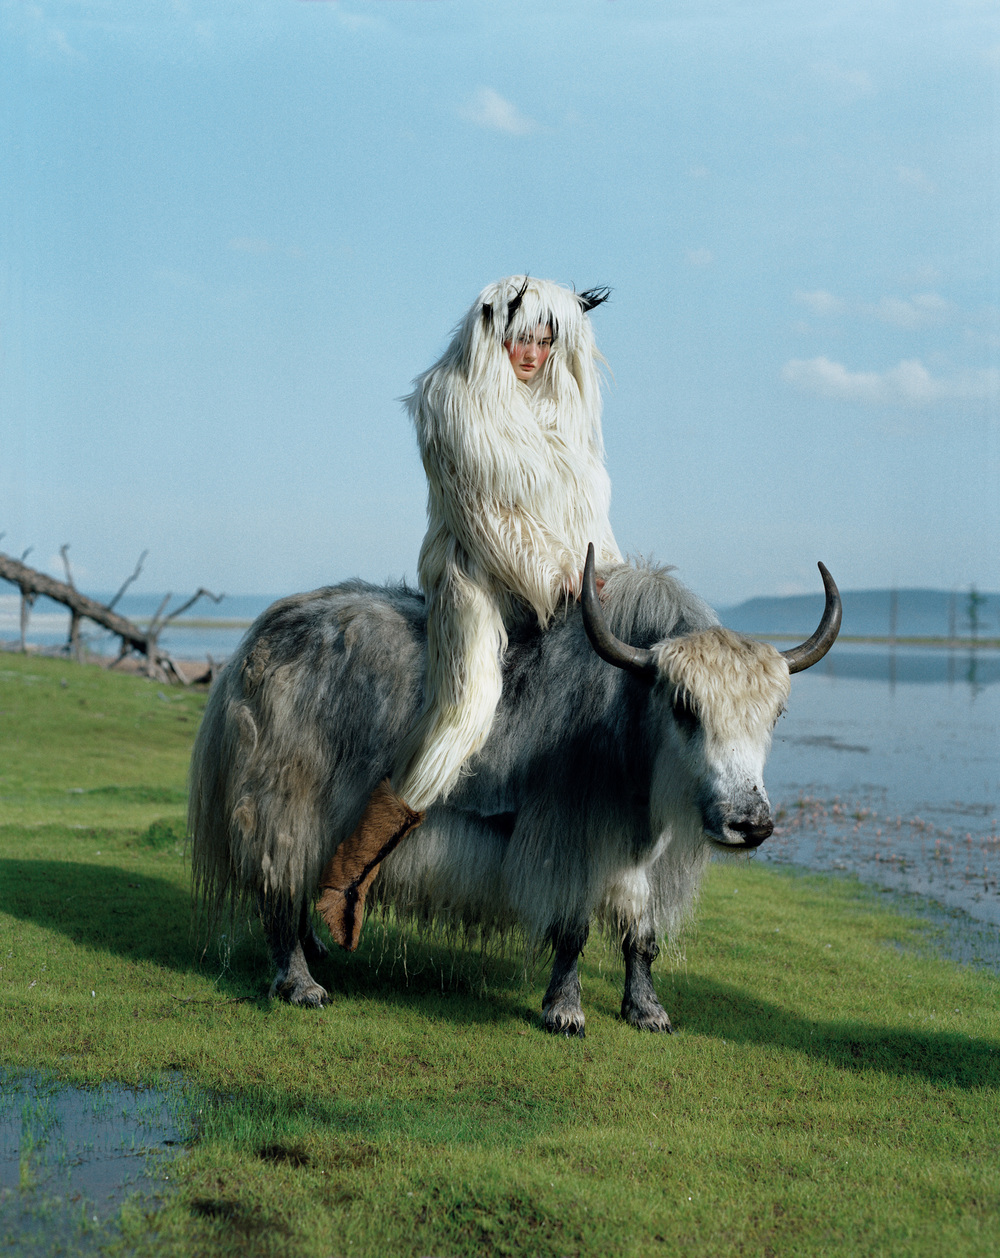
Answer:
[299, 899, 329, 966]
[262, 894, 329, 1008]
[541, 923, 589, 1038]
[621, 927, 672, 1032]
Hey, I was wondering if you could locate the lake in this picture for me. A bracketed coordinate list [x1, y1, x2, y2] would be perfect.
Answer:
[762, 642, 1000, 934]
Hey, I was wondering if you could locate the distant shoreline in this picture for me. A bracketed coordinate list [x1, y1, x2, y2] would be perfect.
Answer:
[5, 629, 1000, 659]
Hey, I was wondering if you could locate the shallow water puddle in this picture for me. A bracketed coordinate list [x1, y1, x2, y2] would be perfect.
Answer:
[0, 1070, 189, 1254]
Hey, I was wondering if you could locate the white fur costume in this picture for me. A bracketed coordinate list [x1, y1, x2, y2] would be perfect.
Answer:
[395, 276, 622, 810]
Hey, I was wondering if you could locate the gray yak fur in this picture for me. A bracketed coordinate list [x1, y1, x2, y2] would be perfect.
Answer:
[190, 559, 791, 1035]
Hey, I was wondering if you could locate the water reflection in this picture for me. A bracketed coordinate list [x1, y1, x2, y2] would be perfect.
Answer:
[762, 643, 1000, 934]
[806, 644, 1000, 688]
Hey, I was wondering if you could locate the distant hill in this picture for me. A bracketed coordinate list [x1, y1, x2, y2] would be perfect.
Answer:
[719, 588, 1000, 640]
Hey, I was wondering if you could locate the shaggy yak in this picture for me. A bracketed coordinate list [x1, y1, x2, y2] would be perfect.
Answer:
[190, 546, 840, 1035]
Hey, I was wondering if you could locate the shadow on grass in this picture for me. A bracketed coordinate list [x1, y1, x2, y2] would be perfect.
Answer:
[0, 859, 538, 1023]
[4, 859, 996, 1086]
[0, 858, 203, 973]
[665, 972, 1000, 1089]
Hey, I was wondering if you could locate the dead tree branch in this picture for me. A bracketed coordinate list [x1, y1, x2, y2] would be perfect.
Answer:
[107, 549, 148, 611]
[0, 547, 224, 684]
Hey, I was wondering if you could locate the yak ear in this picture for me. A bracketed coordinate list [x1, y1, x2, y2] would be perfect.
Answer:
[578, 286, 611, 312]
[481, 302, 493, 324]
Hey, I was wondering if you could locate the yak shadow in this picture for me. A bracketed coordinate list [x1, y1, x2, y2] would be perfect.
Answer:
[659, 970, 1000, 1090]
[5, 858, 995, 1085]
[0, 858, 539, 1022]
[0, 858, 207, 976]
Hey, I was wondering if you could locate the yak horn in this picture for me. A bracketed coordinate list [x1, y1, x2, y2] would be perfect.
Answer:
[780, 563, 842, 674]
[581, 544, 657, 681]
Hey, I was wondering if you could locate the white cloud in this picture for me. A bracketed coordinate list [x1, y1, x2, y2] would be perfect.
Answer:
[460, 88, 536, 136]
[685, 248, 714, 267]
[794, 290, 846, 317]
[781, 357, 1000, 406]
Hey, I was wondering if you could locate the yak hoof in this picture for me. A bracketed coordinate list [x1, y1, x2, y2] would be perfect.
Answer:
[271, 976, 328, 1009]
[543, 1000, 586, 1038]
[621, 998, 673, 1033]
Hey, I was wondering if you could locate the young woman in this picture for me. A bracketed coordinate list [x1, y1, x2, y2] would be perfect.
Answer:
[319, 276, 621, 948]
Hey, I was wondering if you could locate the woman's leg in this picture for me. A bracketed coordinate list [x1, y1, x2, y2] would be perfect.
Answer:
[317, 575, 504, 949]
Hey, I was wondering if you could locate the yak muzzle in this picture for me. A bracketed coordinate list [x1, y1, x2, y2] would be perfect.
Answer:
[718, 817, 774, 848]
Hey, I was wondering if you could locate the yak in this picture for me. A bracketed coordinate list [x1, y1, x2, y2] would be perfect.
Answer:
[190, 546, 840, 1035]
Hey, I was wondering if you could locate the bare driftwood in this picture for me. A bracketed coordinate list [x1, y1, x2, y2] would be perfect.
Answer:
[0, 545, 223, 684]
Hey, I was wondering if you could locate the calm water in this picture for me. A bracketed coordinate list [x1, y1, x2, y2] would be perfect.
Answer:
[763, 642, 1000, 930]
[0, 1072, 189, 1254]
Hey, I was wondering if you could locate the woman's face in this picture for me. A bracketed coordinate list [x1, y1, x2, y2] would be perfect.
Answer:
[504, 323, 553, 381]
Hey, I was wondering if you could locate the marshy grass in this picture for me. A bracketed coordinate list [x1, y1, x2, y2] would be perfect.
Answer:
[1, 651, 998, 1256]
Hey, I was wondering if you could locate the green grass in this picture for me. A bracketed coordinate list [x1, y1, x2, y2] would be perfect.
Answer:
[1, 651, 998, 1257]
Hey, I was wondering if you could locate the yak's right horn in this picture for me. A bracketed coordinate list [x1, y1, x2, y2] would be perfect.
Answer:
[780, 563, 842, 674]
[581, 544, 657, 681]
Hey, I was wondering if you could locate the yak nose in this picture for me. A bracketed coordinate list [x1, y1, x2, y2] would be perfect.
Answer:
[728, 818, 774, 847]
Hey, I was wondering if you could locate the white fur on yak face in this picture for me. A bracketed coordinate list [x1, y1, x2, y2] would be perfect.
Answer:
[649, 627, 792, 848]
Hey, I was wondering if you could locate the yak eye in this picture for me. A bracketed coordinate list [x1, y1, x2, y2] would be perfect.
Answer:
[671, 695, 699, 738]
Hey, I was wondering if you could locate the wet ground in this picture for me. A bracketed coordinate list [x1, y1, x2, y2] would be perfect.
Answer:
[761, 642, 1000, 961]
[0, 1072, 190, 1255]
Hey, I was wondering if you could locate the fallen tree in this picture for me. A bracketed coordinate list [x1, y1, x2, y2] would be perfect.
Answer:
[0, 543, 223, 684]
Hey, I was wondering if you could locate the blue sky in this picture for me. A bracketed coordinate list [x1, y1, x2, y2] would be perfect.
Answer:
[1, 0, 998, 604]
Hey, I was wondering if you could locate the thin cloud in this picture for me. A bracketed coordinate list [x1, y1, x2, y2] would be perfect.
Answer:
[460, 88, 537, 136]
[782, 356, 1000, 406]
[896, 164, 936, 194]
[795, 290, 846, 317]
[872, 293, 951, 328]
[814, 62, 876, 103]
[793, 289, 951, 328]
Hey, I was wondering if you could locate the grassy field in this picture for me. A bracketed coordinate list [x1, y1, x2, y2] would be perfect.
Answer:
[1, 651, 998, 1257]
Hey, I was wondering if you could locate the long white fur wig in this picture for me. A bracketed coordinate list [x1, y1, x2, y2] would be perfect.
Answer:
[407, 276, 621, 628]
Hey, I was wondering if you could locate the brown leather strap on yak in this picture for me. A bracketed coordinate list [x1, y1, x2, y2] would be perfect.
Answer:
[317, 780, 424, 951]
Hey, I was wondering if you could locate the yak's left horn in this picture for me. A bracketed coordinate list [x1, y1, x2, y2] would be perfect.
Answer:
[780, 562, 842, 674]
[581, 544, 657, 681]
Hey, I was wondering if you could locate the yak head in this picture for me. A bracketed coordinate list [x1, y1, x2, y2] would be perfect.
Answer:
[581, 546, 841, 851]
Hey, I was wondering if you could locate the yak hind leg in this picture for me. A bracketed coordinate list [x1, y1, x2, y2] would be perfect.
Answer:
[541, 924, 588, 1038]
[621, 927, 672, 1032]
[262, 895, 329, 1009]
